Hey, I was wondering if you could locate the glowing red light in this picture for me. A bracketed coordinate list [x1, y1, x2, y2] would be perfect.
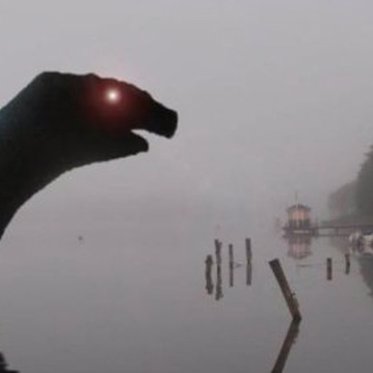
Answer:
[105, 88, 121, 104]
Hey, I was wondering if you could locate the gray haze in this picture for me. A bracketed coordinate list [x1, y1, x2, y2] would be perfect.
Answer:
[2, 3, 373, 373]
[1, 0, 373, 226]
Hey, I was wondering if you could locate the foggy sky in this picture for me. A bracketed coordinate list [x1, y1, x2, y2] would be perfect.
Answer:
[1, 0, 373, 223]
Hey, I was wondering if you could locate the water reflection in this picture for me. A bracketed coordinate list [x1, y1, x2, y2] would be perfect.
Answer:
[205, 240, 253, 298]
[357, 254, 373, 296]
[229, 262, 234, 288]
[215, 263, 223, 301]
[203, 250, 224, 300]
[229, 244, 234, 288]
[0, 353, 19, 373]
[345, 254, 351, 275]
[287, 235, 312, 260]
[212, 239, 224, 300]
[205, 255, 214, 295]
[326, 258, 333, 281]
[246, 262, 252, 286]
[271, 320, 300, 373]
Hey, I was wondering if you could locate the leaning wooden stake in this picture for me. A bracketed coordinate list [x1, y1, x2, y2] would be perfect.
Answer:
[269, 259, 302, 321]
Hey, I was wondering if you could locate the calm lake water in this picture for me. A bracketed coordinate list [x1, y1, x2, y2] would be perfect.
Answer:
[0, 204, 372, 373]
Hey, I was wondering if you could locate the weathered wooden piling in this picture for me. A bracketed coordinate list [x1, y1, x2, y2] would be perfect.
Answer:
[327, 257, 332, 280]
[245, 238, 252, 263]
[246, 262, 252, 286]
[205, 255, 214, 295]
[269, 259, 302, 321]
[215, 262, 223, 301]
[214, 239, 222, 266]
[229, 266, 234, 287]
[229, 244, 234, 265]
[271, 319, 300, 373]
[345, 253, 351, 275]
[228, 244, 234, 287]
[213, 240, 223, 300]
[206, 255, 213, 265]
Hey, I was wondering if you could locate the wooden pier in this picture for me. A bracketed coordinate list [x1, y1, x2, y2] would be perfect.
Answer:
[316, 223, 373, 236]
[283, 201, 373, 237]
[284, 223, 373, 237]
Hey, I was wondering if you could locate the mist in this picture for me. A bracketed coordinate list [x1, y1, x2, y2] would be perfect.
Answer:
[3, 3, 373, 372]
[1, 0, 373, 226]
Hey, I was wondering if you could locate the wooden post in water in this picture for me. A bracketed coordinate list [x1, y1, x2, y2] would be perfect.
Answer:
[327, 258, 332, 281]
[214, 239, 223, 300]
[245, 238, 252, 263]
[246, 238, 252, 286]
[269, 259, 302, 321]
[345, 253, 351, 275]
[205, 255, 214, 295]
[229, 244, 234, 265]
[229, 244, 234, 287]
[216, 262, 223, 301]
[214, 239, 222, 266]
[271, 320, 300, 373]
[246, 262, 252, 286]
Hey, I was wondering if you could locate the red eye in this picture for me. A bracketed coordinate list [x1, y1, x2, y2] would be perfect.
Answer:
[105, 88, 121, 104]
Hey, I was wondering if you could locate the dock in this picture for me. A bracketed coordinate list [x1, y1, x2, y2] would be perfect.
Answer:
[284, 222, 373, 237]
[283, 202, 373, 237]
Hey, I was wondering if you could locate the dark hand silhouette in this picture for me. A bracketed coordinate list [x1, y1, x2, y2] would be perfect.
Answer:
[0, 72, 178, 238]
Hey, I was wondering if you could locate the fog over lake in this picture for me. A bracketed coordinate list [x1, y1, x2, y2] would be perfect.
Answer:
[1, 1, 373, 219]
[1, 1, 373, 372]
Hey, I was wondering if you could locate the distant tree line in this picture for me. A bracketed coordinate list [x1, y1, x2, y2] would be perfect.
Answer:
[328, 180, 356, 218]
[356, 145, 373, 215]
[329, 145, 373, 218]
